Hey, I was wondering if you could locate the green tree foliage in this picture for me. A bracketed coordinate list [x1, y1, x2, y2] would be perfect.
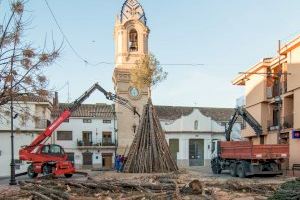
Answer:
[130, 53, 167, 96]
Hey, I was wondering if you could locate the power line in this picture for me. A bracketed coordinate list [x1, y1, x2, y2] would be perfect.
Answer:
[43, 0, 89, 64]
[43, 0, 245, 68]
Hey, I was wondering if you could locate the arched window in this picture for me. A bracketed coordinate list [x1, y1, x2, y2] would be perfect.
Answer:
[194, 120, 199, 130]
[129, 29, 138, 52]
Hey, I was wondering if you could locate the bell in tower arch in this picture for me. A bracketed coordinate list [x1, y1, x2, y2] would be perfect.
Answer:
[129, 29, 138, 52]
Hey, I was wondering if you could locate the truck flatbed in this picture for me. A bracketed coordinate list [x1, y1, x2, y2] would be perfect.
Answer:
[219, 141, 289, 160]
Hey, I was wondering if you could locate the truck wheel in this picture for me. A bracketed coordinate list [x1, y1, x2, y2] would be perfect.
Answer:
[64, 174, 73, 178]
[211, 158, 222, 174]
[270, 162, 279, 172]
[237, 163, 246, 178]
[230, 163, 237, 177]
[27, 164, 38, 178]
[42, 165, 52, 176]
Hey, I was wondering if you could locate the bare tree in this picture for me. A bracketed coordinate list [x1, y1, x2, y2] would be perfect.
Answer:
[130, 53, 167, 97]
[0, 0, 60, 108]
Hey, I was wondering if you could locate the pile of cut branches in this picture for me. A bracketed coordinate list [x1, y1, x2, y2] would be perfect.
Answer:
[123, 100, 178, 173]
[0, 175, 205, 200]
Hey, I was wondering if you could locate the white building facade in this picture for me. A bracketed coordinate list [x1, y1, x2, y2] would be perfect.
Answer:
[0, 99, 240, 177]
[155, 106, 241, 168]
[0, 95, 52, 177]
[52, 103, 117, 170]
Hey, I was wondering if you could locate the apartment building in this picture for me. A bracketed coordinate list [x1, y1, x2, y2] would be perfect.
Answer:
[232, 35, 300, 167]
[0, 95, 52, 177]
[52, 103, 116, 170]
[155, 106, 241, 168]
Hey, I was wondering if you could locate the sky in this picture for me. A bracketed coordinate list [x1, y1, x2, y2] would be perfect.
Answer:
[1, 0, 300, 108]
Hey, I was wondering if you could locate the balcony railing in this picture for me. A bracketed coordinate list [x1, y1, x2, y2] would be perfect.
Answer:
[267, 81, 288, 99]
[102, 141, 115, 146]
[267, 114, 294, 131]
[267, 120, 279, 131]
[77, 140, 116, 147]
[77, 140, 91, 146]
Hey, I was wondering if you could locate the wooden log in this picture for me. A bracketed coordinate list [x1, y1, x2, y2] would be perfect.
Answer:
[35, 185, 70, 199]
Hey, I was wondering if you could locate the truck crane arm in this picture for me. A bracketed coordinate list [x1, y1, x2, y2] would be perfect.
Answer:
[225, 106, 262, 141]
[20, 83, 140, 155]
[93, 83, 141, 118]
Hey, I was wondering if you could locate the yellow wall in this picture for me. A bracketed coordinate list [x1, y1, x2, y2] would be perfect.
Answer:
[242, 103, 268, 138]
[287, 47, 300, 63]
[245, 68, 267, 107]
[265, 132, 278, 145]
[287, 64, 300, 92]
[294, 89, 300, 129]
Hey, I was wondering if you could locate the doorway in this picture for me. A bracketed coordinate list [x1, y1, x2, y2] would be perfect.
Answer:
[102, 153, 113, 170]
[169, 139, 179, 161]
[189, 139, 204, 166]
[82, 151, 93, 167]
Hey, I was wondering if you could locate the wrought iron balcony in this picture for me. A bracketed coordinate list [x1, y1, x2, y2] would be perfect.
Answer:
[267, 120, 279, 131]
[77, 140, 116, 148]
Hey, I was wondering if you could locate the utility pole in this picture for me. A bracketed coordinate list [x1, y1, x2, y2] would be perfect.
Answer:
[277, 40, 282, 144]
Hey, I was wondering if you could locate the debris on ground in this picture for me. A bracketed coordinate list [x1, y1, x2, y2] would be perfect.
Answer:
[0, 171, 293, 200]
[124, 100, 178, 173]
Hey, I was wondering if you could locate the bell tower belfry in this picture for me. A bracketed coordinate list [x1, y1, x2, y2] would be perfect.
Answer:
[113, 0, 150, 154]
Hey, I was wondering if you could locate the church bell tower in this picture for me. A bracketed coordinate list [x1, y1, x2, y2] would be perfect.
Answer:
[113, 0, 150, 154]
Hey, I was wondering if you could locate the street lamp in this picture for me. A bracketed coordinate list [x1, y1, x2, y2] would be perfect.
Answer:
[9, 96, 17, 185]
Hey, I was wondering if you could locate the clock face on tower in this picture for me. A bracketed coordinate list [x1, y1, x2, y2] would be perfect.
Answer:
[129, 87, 140, 98]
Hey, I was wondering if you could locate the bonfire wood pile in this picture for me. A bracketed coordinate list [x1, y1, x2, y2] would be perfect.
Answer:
[123, 100, 178, 173]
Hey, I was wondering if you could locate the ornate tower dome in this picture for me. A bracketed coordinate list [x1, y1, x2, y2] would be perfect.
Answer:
[120, 0, 147, 24]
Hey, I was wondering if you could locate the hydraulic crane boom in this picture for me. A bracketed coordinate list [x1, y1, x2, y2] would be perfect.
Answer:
[20, 82, 139, 159]
[225, 106, 263, 141]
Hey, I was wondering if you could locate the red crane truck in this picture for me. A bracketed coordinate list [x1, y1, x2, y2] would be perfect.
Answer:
[211, 107, 289, 178]
[19, 83, 135, 178]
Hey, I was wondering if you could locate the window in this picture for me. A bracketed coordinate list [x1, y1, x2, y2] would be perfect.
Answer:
[50, 145, 64, 154]
[260, 135, 265, 145]
[102, 132, 112, 145]
[82, 131, 93, 146]
[103, 120, 111, 124]
[83, 119, 92, 123]
[194, 120, 199, 130]
[63, 119, 69, 123]
[129, 29, 138, 52]
[273, 109, 279, 126]
[57, 131, 73, 140]
[41, 145, 50, 153]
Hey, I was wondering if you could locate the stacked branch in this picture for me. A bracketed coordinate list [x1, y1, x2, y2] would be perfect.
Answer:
[124, 99, 178, 173]
[0, 176, 182, 200]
